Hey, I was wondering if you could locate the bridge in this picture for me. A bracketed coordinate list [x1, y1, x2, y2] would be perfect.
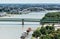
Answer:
[20, 7, 47, 14]
[0, 7, 46, 26]
[0, 7, 60, 25]
[0, 18, 41, 25]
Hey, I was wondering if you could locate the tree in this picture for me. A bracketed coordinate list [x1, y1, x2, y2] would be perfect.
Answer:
[40, 12, 60, 24]
[40, 27, 47, 35]
[32, 30, 41, 38]
[32, 26, 60, 39]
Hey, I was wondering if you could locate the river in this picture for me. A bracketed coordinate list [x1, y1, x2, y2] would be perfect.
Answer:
[0, 10, 60, 39]
[0, 11, 44, 39]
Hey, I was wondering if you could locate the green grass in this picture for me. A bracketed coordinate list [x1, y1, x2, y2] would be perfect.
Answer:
[31, 36, 35, 39]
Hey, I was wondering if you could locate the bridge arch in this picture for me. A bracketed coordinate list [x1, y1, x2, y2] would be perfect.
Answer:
[23, 7, 47, 11]
[21, 7, 47, 14]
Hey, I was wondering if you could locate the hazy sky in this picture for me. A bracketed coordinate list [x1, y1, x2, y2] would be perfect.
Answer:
[0, 0, 60, 4]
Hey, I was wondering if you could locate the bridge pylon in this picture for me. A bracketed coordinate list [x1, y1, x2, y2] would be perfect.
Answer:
[22, 19, 24, 30]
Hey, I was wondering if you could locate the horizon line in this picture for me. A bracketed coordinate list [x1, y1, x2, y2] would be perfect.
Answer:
[0, 3, 60, 4]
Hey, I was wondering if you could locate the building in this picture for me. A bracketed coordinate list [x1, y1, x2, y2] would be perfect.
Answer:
[0, 12, 7, 17]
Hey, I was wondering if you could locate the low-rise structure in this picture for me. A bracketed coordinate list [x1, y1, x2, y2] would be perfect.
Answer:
[0, 12, 7, 17]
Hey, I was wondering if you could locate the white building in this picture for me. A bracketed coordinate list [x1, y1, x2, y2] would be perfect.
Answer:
[0, 12, 7, 17]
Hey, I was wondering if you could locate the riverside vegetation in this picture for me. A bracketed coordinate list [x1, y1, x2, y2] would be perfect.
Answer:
[32, 12, 60, 39]
[32, 25, 60, 39]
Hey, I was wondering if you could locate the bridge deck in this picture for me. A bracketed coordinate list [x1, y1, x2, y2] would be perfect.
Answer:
[0, 18, 40, 22]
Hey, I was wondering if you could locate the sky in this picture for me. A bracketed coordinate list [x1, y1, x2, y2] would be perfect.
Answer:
[0, 0, 60, 4]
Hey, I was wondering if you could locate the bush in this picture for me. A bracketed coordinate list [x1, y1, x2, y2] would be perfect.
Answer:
[32, 30, 41, 38]
[45, 26, 55, 34]
[40, 27, 47, 35]
[32, 26, 60, 39]
[40, 35, 52, 39]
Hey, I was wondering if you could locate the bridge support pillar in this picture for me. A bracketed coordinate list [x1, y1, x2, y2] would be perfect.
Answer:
[22, 19, 24, 30]
[39, 22, 41, 25]
[22, 19, 24, 25]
